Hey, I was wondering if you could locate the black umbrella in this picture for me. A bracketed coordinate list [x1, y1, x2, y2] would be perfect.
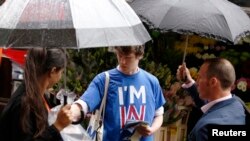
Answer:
[129, 0, 250, 62]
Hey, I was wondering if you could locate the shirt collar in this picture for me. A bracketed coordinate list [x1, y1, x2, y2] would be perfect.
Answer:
[116, 65, 139, 74]
[201, 94, 232, 113]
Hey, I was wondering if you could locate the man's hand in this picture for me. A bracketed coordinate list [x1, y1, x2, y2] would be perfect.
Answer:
[70, 103, 82, 122]
[135, 123, 152, 136]
[177, 63, 193, 84]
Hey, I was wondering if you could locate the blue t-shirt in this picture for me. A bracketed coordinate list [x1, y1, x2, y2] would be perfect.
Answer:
[80, 68, 166, 141]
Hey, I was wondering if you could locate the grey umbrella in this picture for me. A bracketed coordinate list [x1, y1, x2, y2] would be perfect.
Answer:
[0, 0, 151, 48]
[128, 0, 250, 62]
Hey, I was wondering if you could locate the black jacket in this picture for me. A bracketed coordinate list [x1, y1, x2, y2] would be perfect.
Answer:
[0, 83, 63, 141]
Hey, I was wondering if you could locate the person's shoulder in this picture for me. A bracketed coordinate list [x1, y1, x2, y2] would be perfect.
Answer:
[106, 68, 117, 74]
[139, 68, 158, 80]
[94, 68, 116, 80]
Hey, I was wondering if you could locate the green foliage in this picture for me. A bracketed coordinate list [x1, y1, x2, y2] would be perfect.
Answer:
[219, 49, 250, 66]
[54, 48, 117, 97]
[141, 61, 173, 90]
[151, 30, 161, 38]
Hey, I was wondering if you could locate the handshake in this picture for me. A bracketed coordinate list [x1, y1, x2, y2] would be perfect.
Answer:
[55, 89, 85, 124]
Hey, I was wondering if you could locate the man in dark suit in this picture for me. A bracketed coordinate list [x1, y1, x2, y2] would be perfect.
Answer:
[177, 58, 246, 141]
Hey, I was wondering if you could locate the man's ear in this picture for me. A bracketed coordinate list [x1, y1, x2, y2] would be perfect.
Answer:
[209, 77, 218, 87]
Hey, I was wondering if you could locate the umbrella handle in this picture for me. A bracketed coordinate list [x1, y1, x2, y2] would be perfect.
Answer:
[181, 35, 189, 82]
[63, 48, 67, 89]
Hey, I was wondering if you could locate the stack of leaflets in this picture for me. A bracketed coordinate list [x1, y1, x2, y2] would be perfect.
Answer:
[120, 120, 149, 141]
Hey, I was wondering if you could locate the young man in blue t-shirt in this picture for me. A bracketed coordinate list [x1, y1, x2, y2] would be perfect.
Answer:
[71, 46, 166, 141]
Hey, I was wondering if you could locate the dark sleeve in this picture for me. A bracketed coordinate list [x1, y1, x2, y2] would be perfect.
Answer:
[1, 101, 63, 141]
[0, 84, 63, 141]
[20, 108, 63, 141]
[32, 125, 63, 141]
[44, 93, 60, 108]
[16, 124, 63, 141]
[195, 124, 209, 141]
[186, 84, 206, 108]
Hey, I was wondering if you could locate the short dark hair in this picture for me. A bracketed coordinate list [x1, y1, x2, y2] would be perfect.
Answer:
[204, 58, 236, 90]
[113, 46, 144, 57]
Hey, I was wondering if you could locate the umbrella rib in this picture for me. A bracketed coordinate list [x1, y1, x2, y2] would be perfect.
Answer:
[111, 0, 140, 44]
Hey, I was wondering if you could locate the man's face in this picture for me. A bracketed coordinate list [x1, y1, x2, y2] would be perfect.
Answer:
[116, 51, 140, 74]
[196, 64, 210, 100]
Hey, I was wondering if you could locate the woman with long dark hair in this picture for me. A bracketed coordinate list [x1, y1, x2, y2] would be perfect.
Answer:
[0, 48, 73, 141]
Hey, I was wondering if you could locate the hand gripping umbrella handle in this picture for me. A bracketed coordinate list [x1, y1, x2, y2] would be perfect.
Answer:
[63, 95, 84, 125]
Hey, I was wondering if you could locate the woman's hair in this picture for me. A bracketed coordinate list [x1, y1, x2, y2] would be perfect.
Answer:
[114, 46, 144, 57]
[204, 58, 236, 90]
[20, 48, 66, 137]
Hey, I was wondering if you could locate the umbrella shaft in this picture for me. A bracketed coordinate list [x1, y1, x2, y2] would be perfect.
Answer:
[182, 35, 189, 63]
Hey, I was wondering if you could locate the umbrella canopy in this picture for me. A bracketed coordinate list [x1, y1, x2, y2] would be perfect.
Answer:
[0, 0, 151, 48]
[129, 0, 250, 44]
